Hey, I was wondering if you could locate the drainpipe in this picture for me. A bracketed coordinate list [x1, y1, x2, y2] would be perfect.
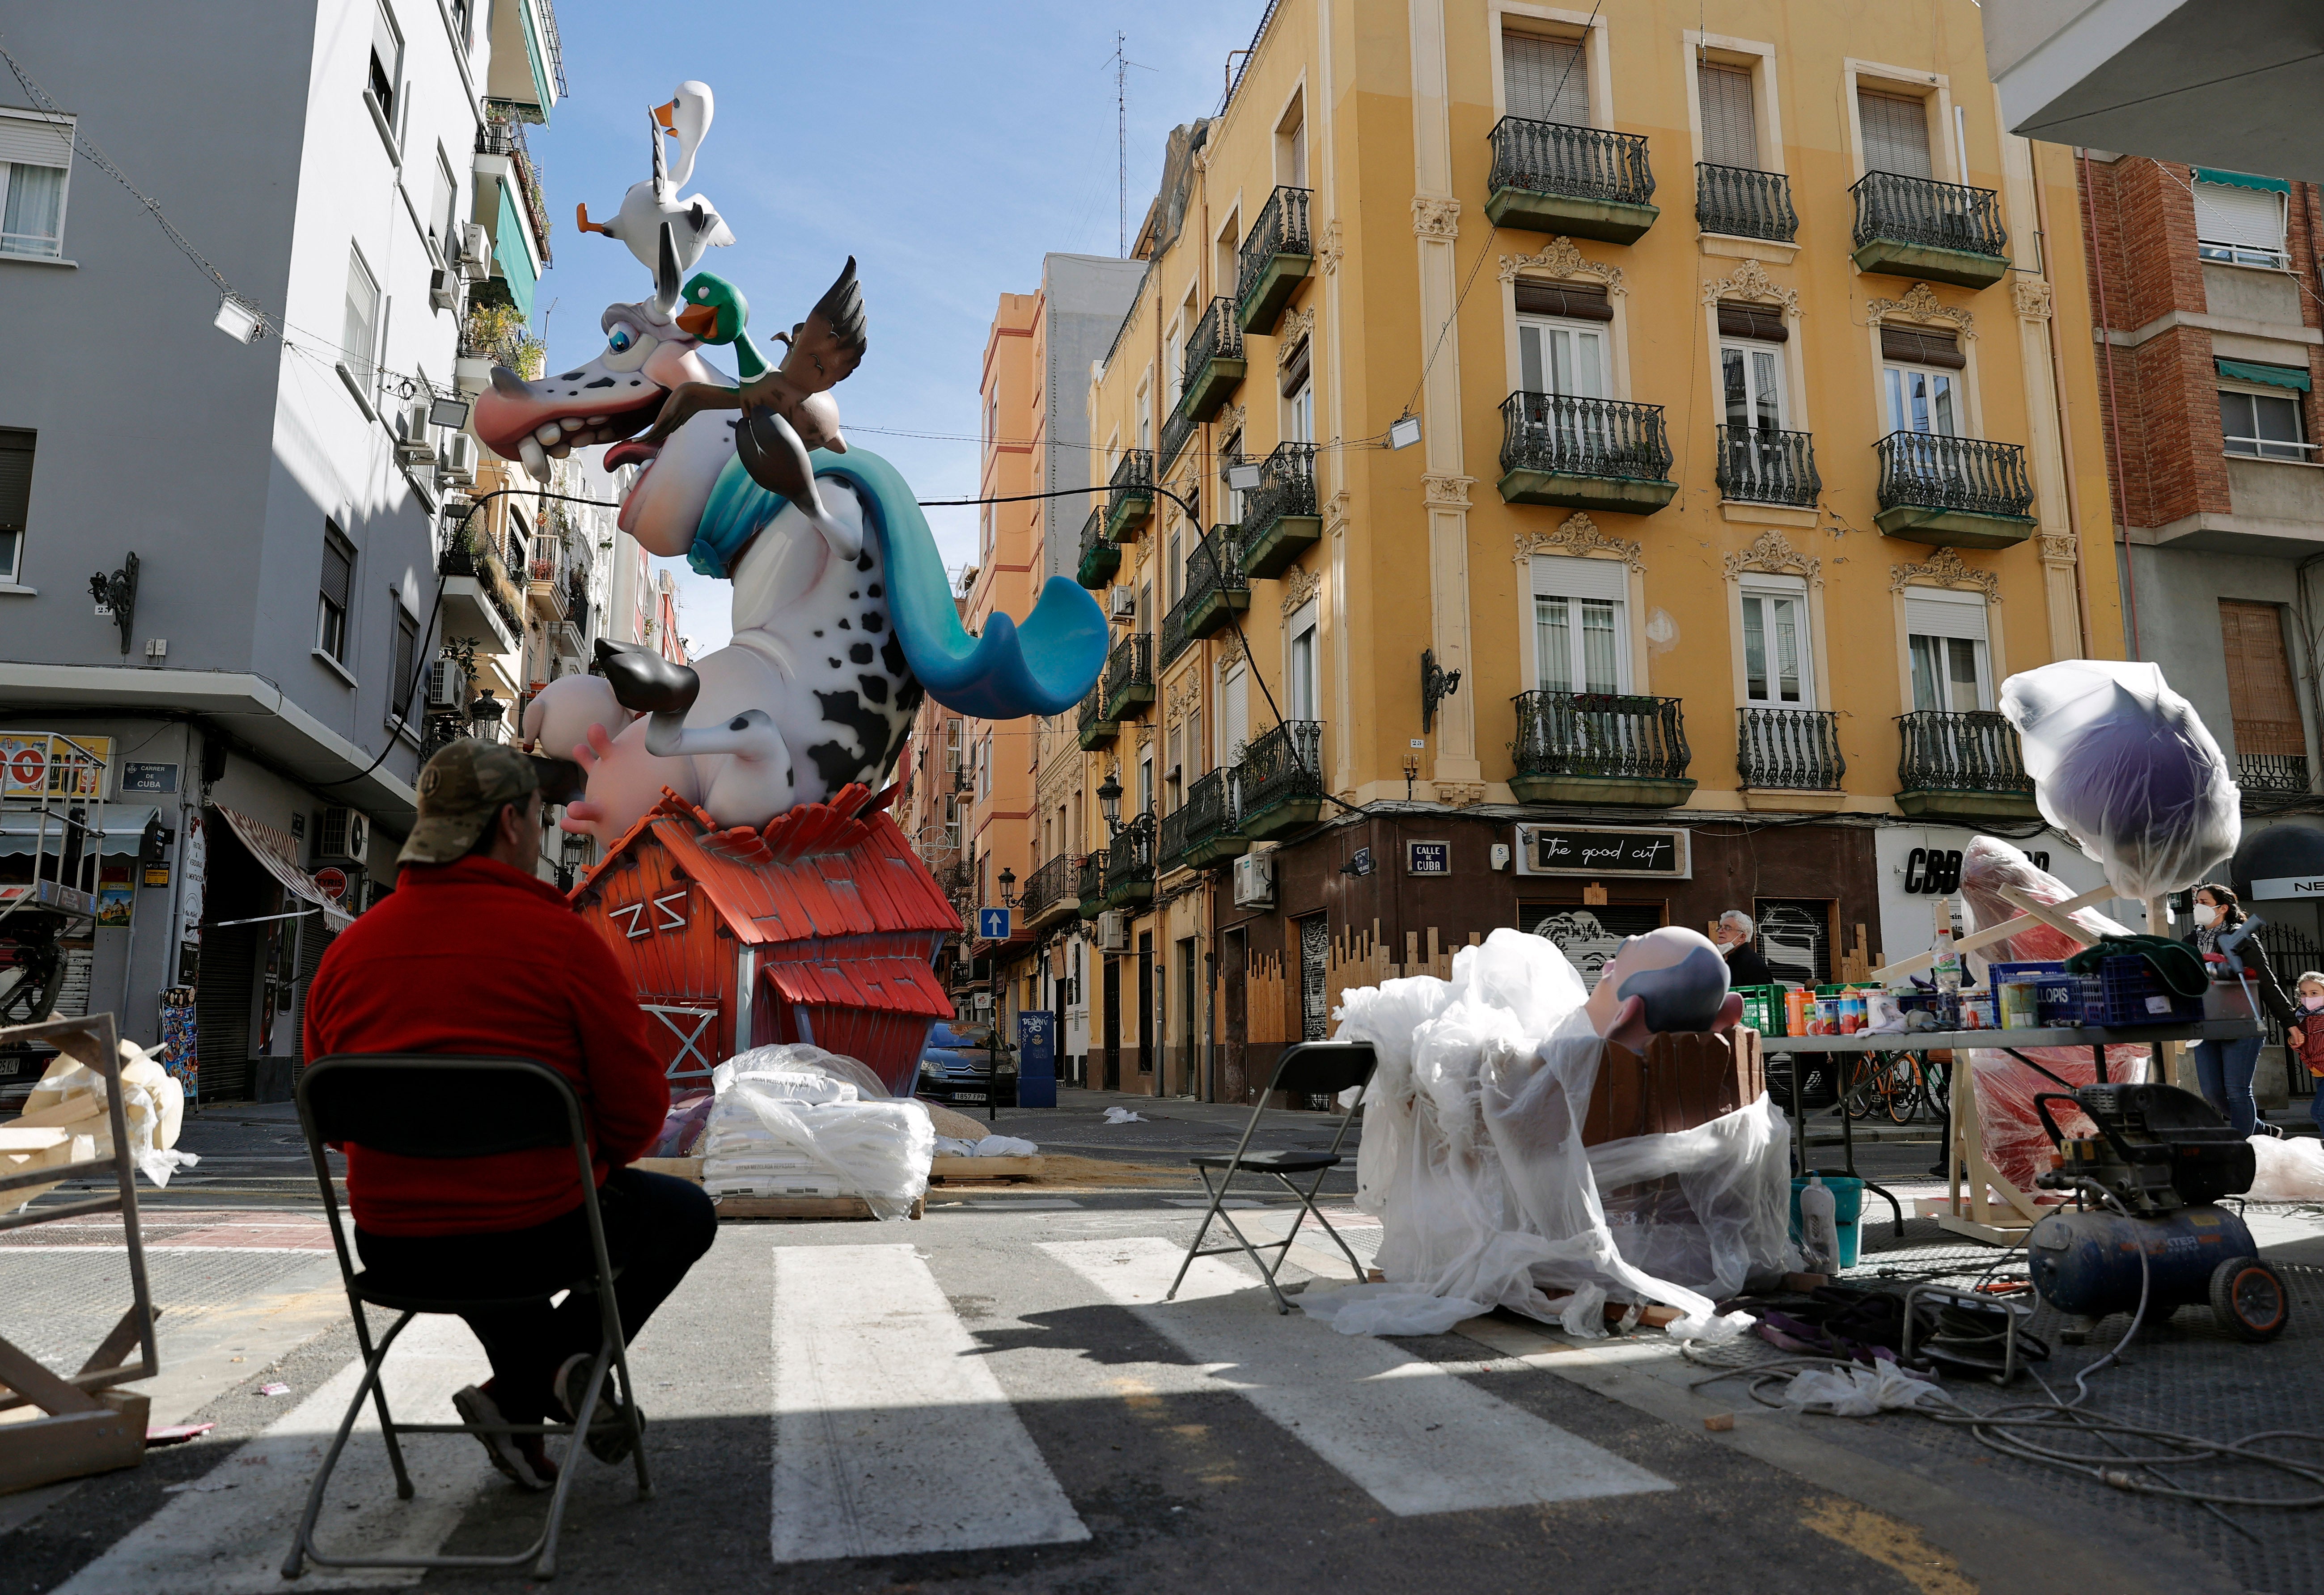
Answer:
[2032, 157, 2095, 656]
[2079, 149, 2141, 657]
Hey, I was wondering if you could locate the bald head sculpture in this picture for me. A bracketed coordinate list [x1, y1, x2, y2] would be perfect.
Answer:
[1581, 926, 1745, 1052]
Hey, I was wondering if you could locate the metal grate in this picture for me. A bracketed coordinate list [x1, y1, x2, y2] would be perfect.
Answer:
[1488, 116, 1656, 208]
[1876, 432, 2035, 520]
[1851, 169, 2008, 258]
[1714, 425, 1820, 507]
[1738, 707, 1844, 790]
[1501, 393, 1673, 484]
[1236, 185, 1312, 306]
[1897, 709, 2032, 794]
[1511, 691, 1691, 781]
[1696, 162, 1798, 242]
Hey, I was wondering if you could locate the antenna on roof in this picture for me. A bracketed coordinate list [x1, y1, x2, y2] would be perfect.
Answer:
[1114, 32, 1128, 258]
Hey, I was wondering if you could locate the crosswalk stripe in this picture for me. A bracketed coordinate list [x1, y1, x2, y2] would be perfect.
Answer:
[1043, 1235, 1672, 1517]
[771, 1244, 1089, 1562]
[56, 1315, 496, 1593]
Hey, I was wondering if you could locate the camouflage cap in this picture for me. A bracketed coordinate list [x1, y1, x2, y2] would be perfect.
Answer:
[398, 740, 541, 865]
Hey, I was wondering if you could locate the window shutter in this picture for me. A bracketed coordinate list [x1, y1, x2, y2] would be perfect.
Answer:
[1880, 324, 1966, 369]
[2220, 599, 2307, 758]
[320, 529, 354, 614]
[0, 430, 33, 530]
[2193, 182, 2285, 251]
[1503, 32, 1588, 126]
[1858, 89, 1933, 178]
[1904, 588, 1987, 641]
[1278, 338, 1312, 396]
[1716, 302, 1788, 343]
[1697, 64, 1757, 169]
[0, 114, 71, 169]
[1513, 280, 1613, 321]
[1532, 553, 1628, 602]
[391, 609, 418, 716]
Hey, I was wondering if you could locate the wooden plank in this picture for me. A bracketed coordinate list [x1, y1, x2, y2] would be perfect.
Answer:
[0, 1333, 102, 1415]
[930, 1155, 1045, 1182]
[0, 1392, 148, 1494]
[628, 1156, 704, 1180]
[715, 1195, 925, 1221]
[76, 1305, 161, 1379]
[1995, 885, 2097, 948]
[1865, 884, 2113, 982]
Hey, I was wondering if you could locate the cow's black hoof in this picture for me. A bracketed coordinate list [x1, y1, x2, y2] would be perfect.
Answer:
[595, 638, 699, 715]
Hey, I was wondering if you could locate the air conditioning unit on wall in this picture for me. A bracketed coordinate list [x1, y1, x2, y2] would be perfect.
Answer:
[424, 658, 465, 709]
[1096, 910, 1130, 953]
[439, 432, 477, 485]
[393, 401, 435, 465]
[1232, 851, 1274, 909]
[1109, 588, 1136, 621]
[428, 266, 461, 311]
[316, 806, 368, 864]
[458, 222, 491, 278]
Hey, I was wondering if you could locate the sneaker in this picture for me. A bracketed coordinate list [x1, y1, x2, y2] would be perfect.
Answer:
[452, 1382, 557, 1491]
[555, 1352, 643, 1465]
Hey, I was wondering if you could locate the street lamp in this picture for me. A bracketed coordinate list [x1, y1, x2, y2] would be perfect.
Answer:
[468, 687, 505, 740]
[1098, 768, 1123, 837]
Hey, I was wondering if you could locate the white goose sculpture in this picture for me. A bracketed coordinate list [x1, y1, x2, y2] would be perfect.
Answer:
[576, 80, 733, 275]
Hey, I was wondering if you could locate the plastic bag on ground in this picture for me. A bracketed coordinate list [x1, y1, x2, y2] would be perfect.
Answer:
[1336, 928, 1789, 1342]
[973, 1134, 1038, 1156]
[2001, 660, 2239, 901]
[1103, 1107, 1144, 1124]
[703, 1045, 932, 1218]
[1300, 1284, 1490, 1337]
[2247, 1134, 2324, 1202]
[1782, 1361, 1943, 1417]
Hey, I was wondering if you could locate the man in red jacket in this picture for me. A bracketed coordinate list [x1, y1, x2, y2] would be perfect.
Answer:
[305, 741, 713, 1489]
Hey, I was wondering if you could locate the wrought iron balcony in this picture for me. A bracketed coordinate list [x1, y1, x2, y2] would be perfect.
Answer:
[1185, 525, 1249, 640]
[1101, 633, 1155, 722]
[1239, 441, 1321, 580]
[2237, 751, 2313, 795]
[1019, 852, 1077, 925]
[1714, 426, 1822, 508]
[1077, 850, 1106, 916]
[1738, 707, 1845, 792]
[1076, 503, 1118, 589]
[1509, 691, 1694, 807]
[1158, 767, 1248, 875]
[1237, 720, 1325, 841]
[1895, 710, 2039, 821]
[1873, 433, 2036, 548]
[1236, 185, 1312, 334]
[1157, 589, 1193, 671]
[1485, 117, 1659, 243]
[1159, 402, 1199, 471]
[546, 618, 584, 661]
[1077, 684, 1120, 750]
[1181, 295, 1247, 423]
[1497, 393, 1676, 515]
[1696, 163, 1798, 243]
[1103, 815, 1156, 909]
[1850, 171, 2009, 289]
[1105, 448, 1154, 541]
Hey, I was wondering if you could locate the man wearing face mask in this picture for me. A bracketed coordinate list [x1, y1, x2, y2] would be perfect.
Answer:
[2187, 881, 2295, 1137]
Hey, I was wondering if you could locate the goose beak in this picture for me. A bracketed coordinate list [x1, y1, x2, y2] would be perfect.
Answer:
[653, 100, 678, 132]
[675, 301, 718, 339]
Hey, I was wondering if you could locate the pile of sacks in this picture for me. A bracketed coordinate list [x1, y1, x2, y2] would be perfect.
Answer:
[1, 1032, 197, 1215]
[699, 1044, 933, 1221]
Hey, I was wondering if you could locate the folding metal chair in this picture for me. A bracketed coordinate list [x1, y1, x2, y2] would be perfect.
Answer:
[281, 1055, 652, 1582]
[1166, 1041, 1378, 1313]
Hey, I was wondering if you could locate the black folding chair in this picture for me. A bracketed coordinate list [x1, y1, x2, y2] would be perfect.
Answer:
[1166, 1041, 1378, 1313]
[281, 1055, 652, 1582]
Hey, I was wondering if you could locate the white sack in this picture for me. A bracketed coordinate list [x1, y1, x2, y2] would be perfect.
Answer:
[704, 1045, 932, 1218]
[2248, 1134, 2324, 1202]
[1301, 1284, 1490, 1337]
[1103, 1107, 1145, 1124]
[1781, 1362, 1943, 1417]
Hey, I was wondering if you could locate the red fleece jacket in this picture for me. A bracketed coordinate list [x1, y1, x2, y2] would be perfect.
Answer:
[302, 855, 667, 1237]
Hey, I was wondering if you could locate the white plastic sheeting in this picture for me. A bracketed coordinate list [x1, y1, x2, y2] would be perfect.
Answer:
[1333, 929, 1796, 1341]
[702, 1044, 933, 1219]
[2248, 1134, 2324, 1202]
[2001, 660, 2240, 901]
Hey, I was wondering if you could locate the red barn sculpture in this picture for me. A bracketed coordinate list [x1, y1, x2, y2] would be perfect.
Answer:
[571, 783, 957, 1094]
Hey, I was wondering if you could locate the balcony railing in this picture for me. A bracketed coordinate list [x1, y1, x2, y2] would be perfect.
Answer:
[1157, 590, 1193, 670]
[1102, 633, 1154, 721]
[1106, 448, 1155, 539]
[1239, 720, 1324, 825]
[1077, 851, 1106, 911]
[1105, 815, 1157, 903]
[1076, 503, 1118, 588]
[1240, 440, 1320, 579]
[1236, 185, 1312, 334]
[546, 619, 584, 661]
[1512, 692, 1691, 781]
[1499, 393, 1675, 512]
[1078, 684, 1119, 749]
[2237, 751, 2313, 795]
[1738, 707, 1845, 791]
[1185, 524, 1250, 640]
[1896, 710, 2032, 795]
[1159, 402, 1199, 470]
[1875, 434, 2035, 524]
[1019, 852, 1076, 920]
[1696, 163, 1798, 242]
[1714, 426, 1822, 508]
[1156, 800, 1195, 875]
[1486, 117, 1658, 242]
[1852, 169, 2008, 257]
[476, 113, 553, 266]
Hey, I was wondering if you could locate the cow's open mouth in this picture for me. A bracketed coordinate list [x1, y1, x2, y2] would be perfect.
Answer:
[520, 397, 661, 462]
[604, 436, 660, 471]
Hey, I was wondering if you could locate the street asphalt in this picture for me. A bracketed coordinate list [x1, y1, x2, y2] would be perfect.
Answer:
[0, 1085, 2315, 1594]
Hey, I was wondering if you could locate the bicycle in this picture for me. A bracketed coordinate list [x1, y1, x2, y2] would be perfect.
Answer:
[1842, 1050, 1946, 1125]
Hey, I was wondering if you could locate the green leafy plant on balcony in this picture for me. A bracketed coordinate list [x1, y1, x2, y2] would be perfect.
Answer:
[462, 301, 544, 380]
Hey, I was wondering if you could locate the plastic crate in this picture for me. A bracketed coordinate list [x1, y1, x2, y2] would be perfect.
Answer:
[2036, 974, 2102, 1027]
[1735, 983, 1787, 1037]
[2093, 955, 2205, 1026]
[1985, 960, 2067, 988]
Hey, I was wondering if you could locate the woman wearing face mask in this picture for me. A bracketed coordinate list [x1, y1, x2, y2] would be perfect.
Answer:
[2187, 882, 2295, 1136]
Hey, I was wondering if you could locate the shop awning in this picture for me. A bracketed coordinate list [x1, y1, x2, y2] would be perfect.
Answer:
[2193, 167, 2291, 195]
[2218, 357, 2312, 392]
[0, 805, 158, 857]
[214, 806, 355, 934]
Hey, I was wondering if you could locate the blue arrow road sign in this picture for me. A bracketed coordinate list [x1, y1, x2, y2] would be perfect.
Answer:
[978, 906, 1012, 940]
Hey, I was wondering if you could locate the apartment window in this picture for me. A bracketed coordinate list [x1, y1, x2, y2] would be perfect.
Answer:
[1165, 314, 1188, 414]
[1165, 727, 1183, 808]
[1219, 659, 1249, 764]
[1219, 432, 1245, 523]
[1287, 597, 1321, 719]
[2220, 600, 2307, 780]
[1275, 93, 1308, 186]
[1532, 554, 1626, 695]
[1740, 576, 1812, 707]
[1881, 324, 1965, 437]
[1858, 89, 1933, 179]
[1139, 753, 1155, 815]
[1719, 325, 1786, 432]
[389, 603, 419, 725]
[428, 154, 456, 262]
[1136, 382, 1152, 452]
[317, 523, 357, 663]
[1515, 280, 1612, 398]
[1504, 31, 1587, 125]
[942, 794, 960, 850]
[342, 246, 381, 388]
[1905, 588, 1990, 711]
[1187, 703, 1204, 777]
[1282, 338, 1314, 444]
[2194, 173, 2290, 269]
[0, 114, 72, 259]
[944, 716, 965, 770]
[365, 2, 403, 131]
[507, 509, 529, 576]
[2220, 382, 2311, 460]
[977, 735, 991, 800]
[0, 429, 32, 586]
[1698, 62, 1758, 169]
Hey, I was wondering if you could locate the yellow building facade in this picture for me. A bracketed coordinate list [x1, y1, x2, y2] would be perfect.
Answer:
[1041, 0, 2119, 1100]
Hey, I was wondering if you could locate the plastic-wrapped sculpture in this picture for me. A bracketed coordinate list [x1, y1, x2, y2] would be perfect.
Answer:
[1322, 928, 1792, 1340]
[2001, 660, 2240, 901]
[474, 83, 1105, 840]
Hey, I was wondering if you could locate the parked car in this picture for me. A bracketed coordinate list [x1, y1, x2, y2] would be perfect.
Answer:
[917, 1021, 1018, 1107]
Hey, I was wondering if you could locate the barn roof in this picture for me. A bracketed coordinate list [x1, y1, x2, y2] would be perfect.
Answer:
[762, 956, 952, 1017]
[575, 783, 957, 946]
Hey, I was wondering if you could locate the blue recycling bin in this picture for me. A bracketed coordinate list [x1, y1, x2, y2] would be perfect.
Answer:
[1014, 1011, 1058, 1108]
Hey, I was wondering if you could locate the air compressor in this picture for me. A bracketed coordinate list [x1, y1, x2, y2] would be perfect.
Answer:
[2026, 1082, 2289, 1344]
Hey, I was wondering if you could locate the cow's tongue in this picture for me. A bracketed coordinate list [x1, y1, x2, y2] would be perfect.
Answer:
[605, 439, 660, 470]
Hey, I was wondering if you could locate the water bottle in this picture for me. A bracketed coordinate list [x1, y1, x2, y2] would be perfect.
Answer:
[1799, 1173, 1839, 1274]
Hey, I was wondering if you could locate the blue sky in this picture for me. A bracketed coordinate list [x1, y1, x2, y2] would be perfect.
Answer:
[529, 0, 1263, 652]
